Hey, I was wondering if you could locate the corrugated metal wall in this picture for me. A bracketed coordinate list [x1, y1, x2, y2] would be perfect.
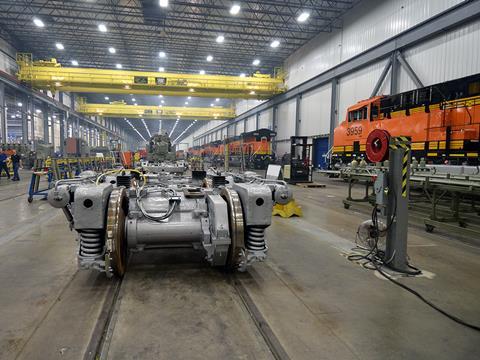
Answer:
[299, 84, 331, 136]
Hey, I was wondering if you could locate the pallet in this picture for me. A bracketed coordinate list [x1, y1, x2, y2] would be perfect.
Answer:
[296, 182, 326, 188]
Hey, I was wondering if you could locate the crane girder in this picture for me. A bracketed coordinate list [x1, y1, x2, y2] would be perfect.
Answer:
[78, 101, 236, 120]
[17, 54, 285, 99]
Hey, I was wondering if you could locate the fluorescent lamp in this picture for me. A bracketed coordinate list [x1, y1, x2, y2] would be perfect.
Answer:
[230, 4, 240, 15]
[270, 40, 280, 48]
[297, 12, 310, 23]
[33, 18, 44, 27]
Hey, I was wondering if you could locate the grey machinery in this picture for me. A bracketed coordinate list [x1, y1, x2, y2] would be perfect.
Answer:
[47, 172, 273, 277]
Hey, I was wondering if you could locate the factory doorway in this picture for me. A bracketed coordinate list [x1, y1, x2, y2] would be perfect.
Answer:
[313, 136, 329, 170]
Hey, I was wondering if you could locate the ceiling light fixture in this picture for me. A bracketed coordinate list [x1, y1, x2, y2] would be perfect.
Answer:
[159, 0, 169, 8]
[158, 67, 165, 72]
[159, 51, 166, 58]
[240, 73, 246, 77]
[216, 35, 225, 43]
[71, 60, 79, 66]
[199, 70, 205, 75]
[206, 55, 213, 62]
[108, 47, 116, 54]
[33, 18, 45, 27]
[17, 102, 23, 107]
[252, 59, 260, 66]
[104, 96, 109, 100]
[270, 40, 280, 48]
[215, 98, 220, 102]
[297, 11, 310, 23]
[116, 63, 122, 69]
[98, 24, 107, 32]
[55, 43, 64, 50]
[230, 4, 240, 15]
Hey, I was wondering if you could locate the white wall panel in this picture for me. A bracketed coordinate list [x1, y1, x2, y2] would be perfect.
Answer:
[276, 141, 291, 157]
[285, 0, 462, 88]
[337, 59, 391, 126]
[276, 99, 296, 141]
[235, 99, 266, 115]
[245, 115, 256, 132]
[399, 19, 480, 92]
[258, 109, 273, 129]
[299, 84, 331, 136]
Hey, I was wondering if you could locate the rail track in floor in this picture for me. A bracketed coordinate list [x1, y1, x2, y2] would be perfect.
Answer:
[83, 253, 290, 360]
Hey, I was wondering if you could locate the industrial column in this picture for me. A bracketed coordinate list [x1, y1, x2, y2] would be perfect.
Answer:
[272, 105, 278, 154]
[28, 98, 35, 147]
[328, 78, 338, 149]
[21, 97, 28, 143]
[59, 111, 66, 155]
[43, 104, 50, 144]
[295, 95, 302, 136]
[0, 83, 6, 143]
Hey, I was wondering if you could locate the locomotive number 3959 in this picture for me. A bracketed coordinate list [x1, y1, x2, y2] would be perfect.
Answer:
[346, 126, 363, 136]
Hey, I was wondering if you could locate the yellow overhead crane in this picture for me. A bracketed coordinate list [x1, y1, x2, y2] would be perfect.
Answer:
[16, 53, 285, 99]
[78, 100, 236, 120]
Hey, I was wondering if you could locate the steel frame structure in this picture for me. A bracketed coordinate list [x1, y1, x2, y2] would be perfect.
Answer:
[0, 0, 360, 75]
[192, 0, 480, 147]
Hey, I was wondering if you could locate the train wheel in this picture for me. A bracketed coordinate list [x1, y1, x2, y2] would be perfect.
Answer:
[220, 187, 246, 270]
[105, 187, 129, 277]
[366, 129, 390, 163]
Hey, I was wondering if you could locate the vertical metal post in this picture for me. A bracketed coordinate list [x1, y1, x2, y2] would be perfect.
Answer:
[295, 95, 301, 136]
[29, 98, 35, 146]
[272, 105, 278, 154]
[59, 111, 66, 155]
[390, 51, 399, 95]
[43, 104, 49, 143]
[255, 112, 260, 130]
[385, 137, 411, 272]
[328, 78, 338, 149]
[0, 82, 6, 143]
[21, 96, 28, 143]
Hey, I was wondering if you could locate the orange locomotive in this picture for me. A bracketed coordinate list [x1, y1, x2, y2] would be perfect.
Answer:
[188, 128, 276, 169]
[332, 74, 480, 165]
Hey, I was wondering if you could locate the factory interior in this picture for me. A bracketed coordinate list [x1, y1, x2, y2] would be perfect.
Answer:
[0, 0, 480, 359]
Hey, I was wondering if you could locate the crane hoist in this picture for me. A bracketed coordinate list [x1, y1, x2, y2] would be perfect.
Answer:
[17, 54, 285, 99]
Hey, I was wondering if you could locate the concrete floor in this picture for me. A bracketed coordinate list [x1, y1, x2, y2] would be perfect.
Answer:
[0, 170, 479, 359]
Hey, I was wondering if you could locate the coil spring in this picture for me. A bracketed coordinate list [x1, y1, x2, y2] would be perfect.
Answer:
[246, 227, 266, 251]
[79, 230, 104, 258]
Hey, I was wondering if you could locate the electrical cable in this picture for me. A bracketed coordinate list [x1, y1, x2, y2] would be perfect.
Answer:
[347, 195, 480, 332]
